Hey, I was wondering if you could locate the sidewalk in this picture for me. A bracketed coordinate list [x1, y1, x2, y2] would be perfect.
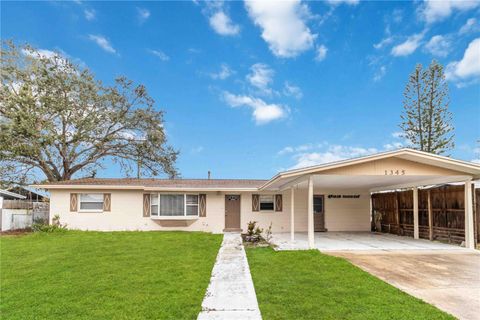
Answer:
[198, 233, 262, 320]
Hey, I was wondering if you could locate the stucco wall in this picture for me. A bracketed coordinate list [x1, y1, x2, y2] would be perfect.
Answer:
[50, 188, 371, 233]
[50, 189, 226, 233]
[242, 188, 371, 233]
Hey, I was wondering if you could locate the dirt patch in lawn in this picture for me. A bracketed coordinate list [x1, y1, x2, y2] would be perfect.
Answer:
[0, 228, 32, 236]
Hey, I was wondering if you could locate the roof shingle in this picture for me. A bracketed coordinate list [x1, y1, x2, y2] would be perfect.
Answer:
[39, 178, 267, 189]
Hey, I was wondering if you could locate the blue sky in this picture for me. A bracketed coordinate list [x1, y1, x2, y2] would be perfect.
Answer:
[2, 0, 480, 180]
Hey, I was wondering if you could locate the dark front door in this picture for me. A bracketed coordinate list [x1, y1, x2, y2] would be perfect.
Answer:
[314, 195, 326, 232]
[225, 195, 241, 230]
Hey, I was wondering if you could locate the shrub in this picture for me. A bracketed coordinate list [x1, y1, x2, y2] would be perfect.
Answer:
[263, 223, 273, 243]
[32, 215, 67, 233]
[247, 221, 257, 236]
[245, 221, 264, 243]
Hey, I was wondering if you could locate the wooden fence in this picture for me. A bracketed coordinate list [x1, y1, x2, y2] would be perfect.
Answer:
[372, 185, 478, 245]
[2, 200, 35, 209]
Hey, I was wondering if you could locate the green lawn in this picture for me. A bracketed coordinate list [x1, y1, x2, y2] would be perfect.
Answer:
[1, 231, 222, 320]
[246, 247, 454, 320]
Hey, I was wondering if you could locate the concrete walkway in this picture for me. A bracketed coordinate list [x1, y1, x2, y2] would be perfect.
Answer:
[198, 233, 262, 320]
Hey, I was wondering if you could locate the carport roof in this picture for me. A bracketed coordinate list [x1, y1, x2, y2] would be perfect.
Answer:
[260, 148, 480, 191]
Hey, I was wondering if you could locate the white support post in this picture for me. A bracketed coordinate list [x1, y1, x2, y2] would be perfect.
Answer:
[308, 176, 314, 249]
[290, 187, 295, 241]
[413, 187, 419, 240]
[465, 180, 474, 249]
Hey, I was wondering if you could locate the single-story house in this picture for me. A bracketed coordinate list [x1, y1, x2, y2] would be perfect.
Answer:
[33, 148, 480, 249]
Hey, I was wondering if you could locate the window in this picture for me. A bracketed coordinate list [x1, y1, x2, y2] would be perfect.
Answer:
[186, 195, 199, 216]
[160, 194, 184, 216]
[79, 193, 103, 211]
[150, 193, 199, 217]
[260, 195, 274, 211]
[151, 194, 159, 216]
[314, 195, 324, 214]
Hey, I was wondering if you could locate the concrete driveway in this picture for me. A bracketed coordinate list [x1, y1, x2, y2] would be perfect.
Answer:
[330, 250, 480, 320]
[271, 232, 468, 251]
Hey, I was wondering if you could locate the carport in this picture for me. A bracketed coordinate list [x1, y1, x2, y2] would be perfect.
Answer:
[270, 231, 469, 251]
[260, 149, 480, 249]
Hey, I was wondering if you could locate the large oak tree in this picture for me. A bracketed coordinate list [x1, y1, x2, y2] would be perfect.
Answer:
[0, 41, 178, 185]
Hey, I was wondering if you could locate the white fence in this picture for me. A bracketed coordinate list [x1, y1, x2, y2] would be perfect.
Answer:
[1, 202, 49, 231]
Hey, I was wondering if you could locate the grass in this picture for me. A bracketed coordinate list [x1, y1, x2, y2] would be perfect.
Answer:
[246, 247, 454, 320]
[1, 231, 222, 320]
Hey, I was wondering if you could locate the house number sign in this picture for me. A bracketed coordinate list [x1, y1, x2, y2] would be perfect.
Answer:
[384, 169, 406, 175]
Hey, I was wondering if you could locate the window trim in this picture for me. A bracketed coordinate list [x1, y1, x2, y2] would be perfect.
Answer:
[150, 193, 199, 218]
[78, 193, 104, 213]
[259, 194, 275, 212]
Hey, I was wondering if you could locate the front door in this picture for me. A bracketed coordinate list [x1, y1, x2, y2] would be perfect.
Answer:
[314, 195, 326, 232]
[225, 195, 241, 230]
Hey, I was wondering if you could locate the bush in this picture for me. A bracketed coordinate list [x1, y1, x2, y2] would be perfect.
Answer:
[32, 215, 67, 233]
[264, 223, 273, 243]
[244, 221, 263, 243]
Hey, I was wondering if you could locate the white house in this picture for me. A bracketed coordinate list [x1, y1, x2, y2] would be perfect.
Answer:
[34, 149, 480, 249]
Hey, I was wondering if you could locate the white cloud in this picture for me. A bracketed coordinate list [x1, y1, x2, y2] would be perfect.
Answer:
[278, 143, 319, 155]
[288, 144, 379, 169]
[22, 48, 58, 60]
[373, 36, 394, 50]
[148, 49, 169, 61]
[315, 44, 328, 61]
[191, 146, 204, 154]
[421, 0, 480, 24]
[446, 38, 480, 82]
[325, 0, 359, 5]
[283, 81, 303, 99]
[21, 48, 86, 70]
[280, 134, 409, 168]
[392, 9, 403, 23]
[383, 142, 404, 151]
[373, 65, 387, 82]
[459, 18, 480, 34]
[210, 63, 234, 80]
[88, 34, 116, 54]
[245, 0, 316, 58]
[391, 131, 403, 138]
[278, 146, 294, 155]
[84, 9, 96, 21]
[391, 32, 424, 56]
[137, 7, 150, 23]
[424, 35, 452, 57]
[209, 11, 240, 36]
[223, 91, 289, 124]
[247, 63, 275, 94]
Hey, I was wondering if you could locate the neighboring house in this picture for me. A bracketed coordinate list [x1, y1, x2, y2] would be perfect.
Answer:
[0, 187, 49, 231]
[0, 189, 26, 231]
[34, 148, 480, 249]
